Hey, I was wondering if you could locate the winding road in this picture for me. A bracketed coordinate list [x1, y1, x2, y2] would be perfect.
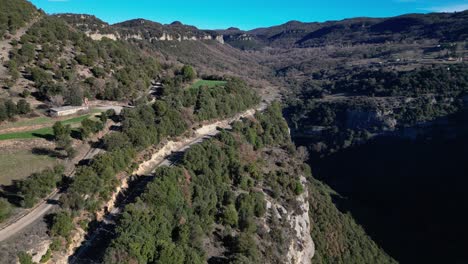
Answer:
[0, 103, 266, 244]
[0, 144, 104, 243]
[0, 105, 123, 243]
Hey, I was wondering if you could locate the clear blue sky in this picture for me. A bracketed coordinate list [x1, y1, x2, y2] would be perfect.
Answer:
[29, 0, 468, 30]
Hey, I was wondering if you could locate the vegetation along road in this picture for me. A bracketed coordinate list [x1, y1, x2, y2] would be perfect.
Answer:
[0, 103, 265, 243]
[0, 144, 103, 242]
[69, 103, 267, 262]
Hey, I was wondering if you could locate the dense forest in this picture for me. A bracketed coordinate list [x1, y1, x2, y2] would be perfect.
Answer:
[329, 64, 468, 97]
[6, 101, 395, 263]
[26, 75, 262, 259]
[103, 103, 394, 263]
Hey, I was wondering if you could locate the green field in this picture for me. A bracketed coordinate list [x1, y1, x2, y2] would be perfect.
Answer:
[190, 80, 226, 89]
[0, 150, 60, 185]
[0, 114, 91, 141]
[0, 117, 52, 130]
[0, 108, 103, 131]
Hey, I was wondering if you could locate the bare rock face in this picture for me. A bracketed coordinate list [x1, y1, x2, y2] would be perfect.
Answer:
[87, 32, 118, 41]
[265, 175, 315, 264]
[285, 176, 315, 264]
[29, 240, 50, 263]
[98, 30, 225, 44]
[215, 35, 225, 44]
[52, 227, 86, 264]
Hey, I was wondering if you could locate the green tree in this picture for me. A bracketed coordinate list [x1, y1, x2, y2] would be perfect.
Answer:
[53, 121, 71, 141]
[5, 99, 17, 118]
[103, 133, 131, 151]
[0, 198, 12, 222]
[50, 211, 74, 238]
[17, 251, 33, 264]
[235, 233, 259, 262]
[181, 65, 196, 82]
[22, 90, 31, 98]
[0, 103, 7, 121]
[7, 60, 20, 81]
[66, 87, 83, 106]
[53, 122, 73, 155]
[17, 166, 64, 208]
[65, 145, 77, 159]
[52, 122, 68, 140]
[19, 43, 35, 63]
[221, 204, 239, 227]
[17, 99, 31, 115]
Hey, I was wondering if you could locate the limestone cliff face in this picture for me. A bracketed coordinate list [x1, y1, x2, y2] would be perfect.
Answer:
[265, 175, 315, 264]
[215, 35, 225, 44]
[86, 30, 225, 44]
[87, 32, 118, 41]
[285, 176, 315, 264]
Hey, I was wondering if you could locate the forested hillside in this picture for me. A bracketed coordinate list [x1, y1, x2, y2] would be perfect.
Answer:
[1, 1, 467, 263]
[0, 75, 261, 263]
[6, 16, 160, 103]
[58, 77, 259, 212]
[0, 0, 38, 39]
[58, 14, 273, 87]
[103, 104, 394, 263]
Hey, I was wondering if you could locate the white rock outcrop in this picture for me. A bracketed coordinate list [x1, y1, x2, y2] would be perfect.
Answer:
[286, 176, 315, 264]
[266, 176, 315, 264]
[87, 32, 118, 41]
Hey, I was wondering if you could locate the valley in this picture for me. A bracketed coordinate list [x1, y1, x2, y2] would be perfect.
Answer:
[0, 0, 467, 263]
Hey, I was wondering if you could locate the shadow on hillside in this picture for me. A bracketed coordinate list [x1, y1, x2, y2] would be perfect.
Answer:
[31, 147, 62, 158]
[67, 174, 155, 263]
[165, 150, 185, 165]
[311, 131, 468, 264]
[31, 133, 54, 141]
[0, 182, 23, 207]
[70, 130, 81, 140]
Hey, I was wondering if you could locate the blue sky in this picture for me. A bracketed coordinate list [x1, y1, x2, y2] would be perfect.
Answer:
[29, 0, 468, 30]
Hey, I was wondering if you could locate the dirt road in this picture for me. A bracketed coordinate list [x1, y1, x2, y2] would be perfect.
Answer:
[0, 103, 266, 245]
[70, 104, 267, 263]
[0, 145, 104, 243]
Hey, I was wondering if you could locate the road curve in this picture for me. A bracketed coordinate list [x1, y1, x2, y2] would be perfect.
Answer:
[0, 195, 58, 242]
[0, 147, 104, 243]
[0, 104, 267, 243]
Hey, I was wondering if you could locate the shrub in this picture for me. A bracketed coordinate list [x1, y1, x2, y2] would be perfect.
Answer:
[0, 198, 12, 222]
[50, 211, 74, 238]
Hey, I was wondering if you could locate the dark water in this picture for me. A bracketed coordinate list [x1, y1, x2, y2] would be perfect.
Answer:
[294, 113, 468, 264]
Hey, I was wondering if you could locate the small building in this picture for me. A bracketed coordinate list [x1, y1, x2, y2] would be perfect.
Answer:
[49, 105, 89, 117]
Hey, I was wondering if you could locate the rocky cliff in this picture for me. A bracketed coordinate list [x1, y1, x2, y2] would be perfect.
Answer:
[57, 14, 225, 44]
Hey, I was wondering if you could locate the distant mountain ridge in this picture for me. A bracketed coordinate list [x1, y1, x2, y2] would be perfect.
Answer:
[56, 14, 225, 43]
[221, 11, 468, 49]
[57, 11, 468, 51]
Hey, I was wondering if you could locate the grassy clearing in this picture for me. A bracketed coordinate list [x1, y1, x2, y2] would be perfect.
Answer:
[0, 150, 60, 186]
[0, 114, 91, 141]
[190, 79, 226, 89]
[0, 117, 52, 130]
[0, 108, 103, 131]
